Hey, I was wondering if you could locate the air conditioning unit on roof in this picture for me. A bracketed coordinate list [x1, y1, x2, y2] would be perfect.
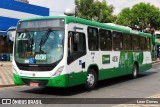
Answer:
[104, 23, 132, 30]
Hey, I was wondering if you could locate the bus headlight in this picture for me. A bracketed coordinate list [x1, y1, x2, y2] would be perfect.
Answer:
[53, 66, 64, 77]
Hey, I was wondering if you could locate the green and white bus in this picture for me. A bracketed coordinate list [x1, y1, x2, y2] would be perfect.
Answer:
[13, 16, 152, 89]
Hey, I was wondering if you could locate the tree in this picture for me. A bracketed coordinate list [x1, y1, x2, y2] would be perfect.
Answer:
[116, 8, 132, 26]
[116, 2, 160, 30]
[75, 0, 115, 23]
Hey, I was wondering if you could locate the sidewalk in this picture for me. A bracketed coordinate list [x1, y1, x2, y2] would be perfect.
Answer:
[0, 61, 12, 66]
[0, 61, 14, 87]
[152, 59, 160, 63]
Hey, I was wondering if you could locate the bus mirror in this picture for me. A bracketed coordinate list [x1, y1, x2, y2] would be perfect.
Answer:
[68, 32, 72, 38]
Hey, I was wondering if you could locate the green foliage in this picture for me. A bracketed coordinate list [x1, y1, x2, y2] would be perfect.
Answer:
[116, 8, 132, 26]
[116, 2, 160, 30]
[75, 0, 115, 23]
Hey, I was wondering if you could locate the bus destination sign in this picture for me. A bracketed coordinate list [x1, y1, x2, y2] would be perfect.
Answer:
[18, 19, 64, 29]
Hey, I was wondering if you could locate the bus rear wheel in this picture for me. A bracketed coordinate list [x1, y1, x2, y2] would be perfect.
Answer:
[132, 64, 138, 79]
[85, 68, 97, 90]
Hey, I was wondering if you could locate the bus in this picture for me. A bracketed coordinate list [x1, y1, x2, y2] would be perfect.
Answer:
[6, 26, 16, 55]
[153, 31, 160, 59]
[13, 16, 152, 89]
[7, 26, 16, 42]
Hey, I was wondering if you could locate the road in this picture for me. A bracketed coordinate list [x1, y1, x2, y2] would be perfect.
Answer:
[0, 63, 160, 107]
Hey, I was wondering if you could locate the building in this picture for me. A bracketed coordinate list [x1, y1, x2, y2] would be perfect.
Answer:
[0, 0, 49, 61]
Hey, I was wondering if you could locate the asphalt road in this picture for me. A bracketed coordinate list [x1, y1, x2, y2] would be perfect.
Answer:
[0, 63, 160, 107]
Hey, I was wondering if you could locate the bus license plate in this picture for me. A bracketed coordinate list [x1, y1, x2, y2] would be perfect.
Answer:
[30, 82, 39, 87]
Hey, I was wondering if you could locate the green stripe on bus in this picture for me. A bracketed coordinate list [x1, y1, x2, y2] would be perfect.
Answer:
[13, 72, 88, 87]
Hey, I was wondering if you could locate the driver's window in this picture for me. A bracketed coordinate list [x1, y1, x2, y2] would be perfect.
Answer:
[68, 31, 86, 56]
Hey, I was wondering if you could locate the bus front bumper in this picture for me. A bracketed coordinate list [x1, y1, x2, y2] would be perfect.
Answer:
[13, 73, 69, 87]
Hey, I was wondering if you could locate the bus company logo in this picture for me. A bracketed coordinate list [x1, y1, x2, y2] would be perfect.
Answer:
[102, 55, 110, 64]
[112, 56, 118, 62]
[73, 26, 83, 31]
[2, 99, 11, 104]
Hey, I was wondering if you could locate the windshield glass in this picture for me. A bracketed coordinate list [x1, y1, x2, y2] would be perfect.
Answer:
[15, 30, 64, 64]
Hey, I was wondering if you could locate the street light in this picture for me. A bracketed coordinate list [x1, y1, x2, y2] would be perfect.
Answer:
[64, 6, 78, 17]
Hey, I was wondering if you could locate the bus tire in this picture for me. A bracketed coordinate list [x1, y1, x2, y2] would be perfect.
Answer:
[85, 68, 97, 90]
[132, 64, 138, 79]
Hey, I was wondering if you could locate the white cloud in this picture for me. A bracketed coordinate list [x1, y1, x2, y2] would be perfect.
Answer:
[28, 0, 160, 15]
[28, 0, 75, 15]
[107, 0, 160, 15]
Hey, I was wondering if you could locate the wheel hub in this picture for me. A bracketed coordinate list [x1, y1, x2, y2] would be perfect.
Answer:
[87, 73, 95, 86]
[133, 67, 137, 77]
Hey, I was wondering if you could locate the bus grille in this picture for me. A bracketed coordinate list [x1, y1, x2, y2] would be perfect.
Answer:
[18, 66, 54, 71]
[21, 78, 48, 86]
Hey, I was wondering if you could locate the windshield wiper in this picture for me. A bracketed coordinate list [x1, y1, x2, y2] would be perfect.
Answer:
[24, 29, 33, 44]
[39, 28, 52, 52]
[24, 29, 33, 53]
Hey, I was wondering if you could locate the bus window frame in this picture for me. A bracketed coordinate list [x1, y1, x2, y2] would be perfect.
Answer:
[146, 37, 151, 51]
[87, 27, 99, 51]
[67, 31, 87, 65]
[140, 36, 147, 51]
[123, 33, 132, 51]
[132, 34, 140, 51]
[99, 28, 112, 51]
[112, 31, 123, 51]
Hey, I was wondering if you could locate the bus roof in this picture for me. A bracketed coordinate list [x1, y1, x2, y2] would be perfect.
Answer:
[19, 16, 152, 37]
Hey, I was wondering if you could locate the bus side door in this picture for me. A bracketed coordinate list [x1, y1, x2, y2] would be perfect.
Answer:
[66, 23, 88, 86]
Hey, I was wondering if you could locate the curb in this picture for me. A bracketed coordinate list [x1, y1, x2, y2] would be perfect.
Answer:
[152, 60, 160, 64]
[0, 84, 18, 88]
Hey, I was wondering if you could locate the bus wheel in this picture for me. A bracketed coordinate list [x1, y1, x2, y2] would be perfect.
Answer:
[132, 64, 138, 79]
[85, 68, 97, 90]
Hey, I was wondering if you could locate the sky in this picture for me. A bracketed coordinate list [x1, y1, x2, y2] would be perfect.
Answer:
[28, 0, 160, 15]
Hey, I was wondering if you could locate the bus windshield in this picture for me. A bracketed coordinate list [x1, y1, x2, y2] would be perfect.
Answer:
[15, 29, 64, 64]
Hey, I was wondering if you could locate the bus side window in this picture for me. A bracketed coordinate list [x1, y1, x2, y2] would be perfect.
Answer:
[157, 34, 160, 39]
[123, 33, 132, 50]
[68, 32, 72, 55]
[112, 31, 123, 51]
[133, 35, 140, 50]
[99, 29, 112, 51]
[87, 27, 99, 51]
[146, 37, 150, 51]
[140, 36, 146, 50]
